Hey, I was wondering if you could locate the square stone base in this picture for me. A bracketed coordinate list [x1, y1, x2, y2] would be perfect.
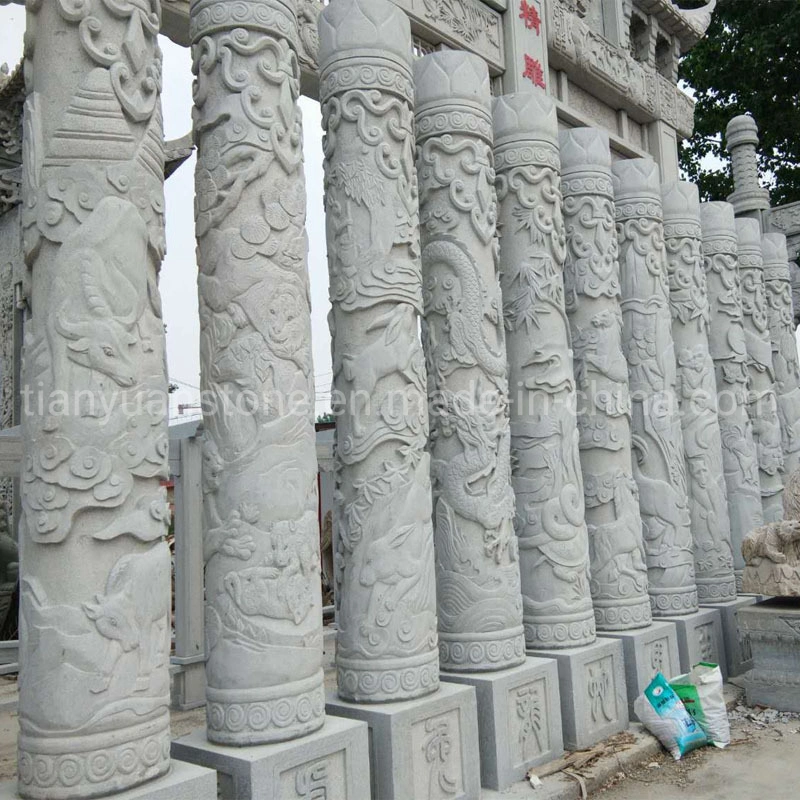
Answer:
[171, 715, 369, 800]
[531, 639, 628, 751]
[0, 762, 217, 800]
[739, 599, 800, 712]
[602, 622, 680, 717]
[701, 596, 758, 677]
[659, 608, 727, 678]
[327, 681, 480, 800]
[441, 657, 563, 791]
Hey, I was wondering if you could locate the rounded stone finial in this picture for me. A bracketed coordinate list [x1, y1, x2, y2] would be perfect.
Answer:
[414, 50, 490, 113]
[735, 217, 762, 249]
[761, 232, 789, 265]
[318, 0, 412, 72]
[699, 201, 736, 235]
[558, 127, 610, 173]
[661, 181, 700, 222]
[726, 114, 759, 151]
[612, 158, 661, 203]
[492, 91, 557, 148]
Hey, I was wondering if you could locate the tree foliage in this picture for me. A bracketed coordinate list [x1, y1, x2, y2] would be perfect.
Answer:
[678, 0, 800, 206]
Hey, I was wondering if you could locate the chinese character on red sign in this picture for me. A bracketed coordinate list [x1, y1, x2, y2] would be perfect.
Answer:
[520, 0, 541, 35]
[522, 55, 546, 89]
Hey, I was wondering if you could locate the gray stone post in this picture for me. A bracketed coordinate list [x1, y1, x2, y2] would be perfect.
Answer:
[17, 0, 173, 795]
[559, 127, 652, 632]
[319, 0, 439, 702]
[493, 93, 595, 651]
[736, 218, 784, 521]
[726, 115, 770, 228]
[762, 232, 800, 476]
[700, 202, 763, 585]
[415, 51, 525, 673]
[613, 159, 698, 618]
[191, 0, 325, 744]
[661, 181, 736, 604]
[790, 260, 800, 330]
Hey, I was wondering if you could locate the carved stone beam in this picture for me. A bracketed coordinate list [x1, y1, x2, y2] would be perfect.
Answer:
[736, 218, 784, 522]
[191, 0, 325, 745]
[319, 0, 439, 703]
[560, 127, 653, 631]
[761, 232, 800, 477]
[613, 158, 698, 617]
[416, 50, 525, 672]
[494, 93, 597, 648]
[699, 202, 763, 587]
[661, 181, 736, 604]
[17, 0, 173, 795]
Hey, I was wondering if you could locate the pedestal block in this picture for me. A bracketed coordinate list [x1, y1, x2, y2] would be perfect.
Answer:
[0, 762, 216, 800]
[441, 658, 563, 791]
[739, 599, 800, 712]
[700, 596, 758, 677]
[660, 607, 727, 677]
[171, 716, 370, 800]
[603, 622, 681, 716]
[532, 639, 628, 751]
[326, 682, 480, 800]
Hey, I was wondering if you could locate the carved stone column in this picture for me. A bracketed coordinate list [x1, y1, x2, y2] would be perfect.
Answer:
[190, 0, 324, 745]
[415, 51, 525, 674]
[790, 260, 800, 330]
[493, 93, 595, 652]
[613, 159, 698, 618]
[559, 127, 652, 633]
[762, 232, 800, 477]
[700, 202, 763, 585]
[726, 115, 770, 227]
[319, 0, 439, 703]
[17, 0, 176, 796]
[661, 182, 736, 605]
[736, 218, 784, 521]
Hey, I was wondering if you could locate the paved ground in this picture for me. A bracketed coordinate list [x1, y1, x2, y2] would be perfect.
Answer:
[597, 707, 800, 800]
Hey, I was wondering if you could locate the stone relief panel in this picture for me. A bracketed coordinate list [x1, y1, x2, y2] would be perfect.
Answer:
[191, 0, 324, 744]
[584, 654, 617, 734]
[319, 0, 439, 702]
[613, 158, 698, 618]
[761, 233, 800, 478]
[560, 127, 651, 633]
[736, 219, 784, 522]
[509, 677, 550, 764]
[279, 751, 347, 800]
[411, 709, 465, 800]
[415, 51, 525, 673]
[17, 0, 172, 794]
[0, 249, 14, 525]
[661, 181, 735, 605]
[493, 92, 595, 650]
[699, 202, 763, 585]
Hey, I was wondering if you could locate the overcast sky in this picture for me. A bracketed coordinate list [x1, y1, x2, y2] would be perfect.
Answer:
[0, 8, 334, 421]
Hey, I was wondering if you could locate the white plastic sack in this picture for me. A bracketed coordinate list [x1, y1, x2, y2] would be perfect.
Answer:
[634, 672, 708, 760]
[670, 662, 730, 748]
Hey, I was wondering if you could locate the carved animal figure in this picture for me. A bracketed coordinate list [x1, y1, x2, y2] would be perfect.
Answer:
[82, 541, 170, 693]
[337, 303, 421, 437]
[47, 197, 148, 391]
[422, 238, 507, 382]
[742, 520, 800, 565]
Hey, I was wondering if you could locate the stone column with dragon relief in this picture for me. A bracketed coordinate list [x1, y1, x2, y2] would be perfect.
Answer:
[700, 202, 763, 585]
[493, 93, 596, 651]
[17, 0, 176, 795]
[190, 0, 324, 745]
[661, 181, 736, 605]
[318, 0, 439, 703]
[762, 232, 800, 477]
[613, 159, 698, 618]
[415, 51, 525, 674]
[559, 128, 653, 632]
[736, 218, 784, 522]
